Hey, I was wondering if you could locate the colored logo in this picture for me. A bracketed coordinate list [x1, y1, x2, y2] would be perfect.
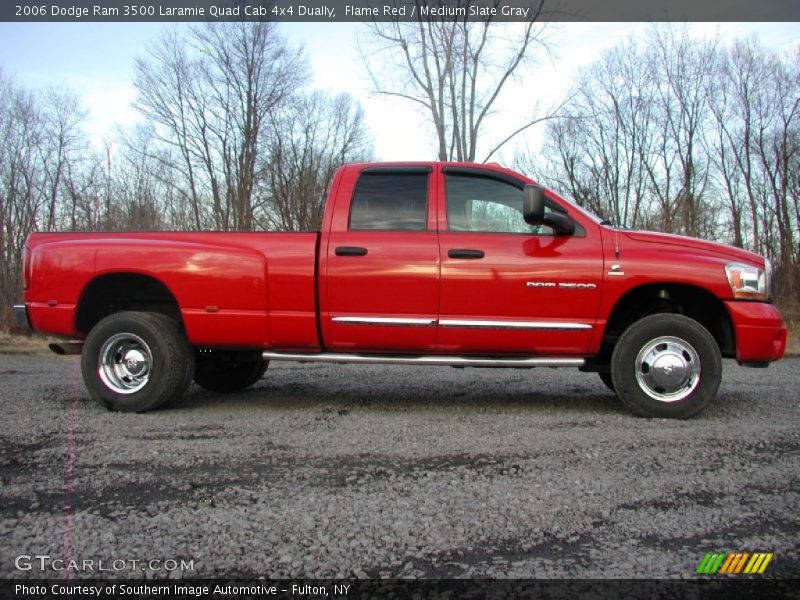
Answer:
[696, 552, 773, 574]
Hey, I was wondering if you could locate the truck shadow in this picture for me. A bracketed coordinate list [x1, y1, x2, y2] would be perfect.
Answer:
[167, 370, 628, 417]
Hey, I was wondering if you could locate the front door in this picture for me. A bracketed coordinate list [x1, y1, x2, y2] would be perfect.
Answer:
[437, 167, 602, 355]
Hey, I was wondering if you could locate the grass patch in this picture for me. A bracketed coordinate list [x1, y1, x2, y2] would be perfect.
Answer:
[784, 322, 800, 356]
[0, 333, 57, 355]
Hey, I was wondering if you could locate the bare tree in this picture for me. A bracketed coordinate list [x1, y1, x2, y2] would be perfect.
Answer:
[646, 26, 719, 238]
[535, 26, 799, 311]
[261, 91, 373, 231]
[133, 23, 308, 230]
[0, 72, 88, 330]
[108, 127, 169, 231]
[525, 37, 657, 228]
[39, 88, 87, 232]
[531, 26, 721, 238]
[1, 24, 377, 330]
[0, 74, 38, 329]
[707, 39, 800, 305]
[360, 0, 551, 162]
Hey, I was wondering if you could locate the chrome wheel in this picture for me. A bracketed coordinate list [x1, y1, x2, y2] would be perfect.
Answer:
[634, 336, 701, 403]
[98, 332, 152, 395]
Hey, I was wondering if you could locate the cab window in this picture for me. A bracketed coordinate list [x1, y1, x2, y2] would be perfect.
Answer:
[349, 171, 429, 231]
[445, 173, 554, 235]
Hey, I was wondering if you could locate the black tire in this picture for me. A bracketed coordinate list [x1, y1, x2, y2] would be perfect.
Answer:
[611, 314, 721, 419]
[598, 372, 616, 393]
[193, 350, 268, 393]
[81, 311, 195, 413]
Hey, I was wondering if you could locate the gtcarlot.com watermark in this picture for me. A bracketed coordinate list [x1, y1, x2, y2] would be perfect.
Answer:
[15, 554, 194, 573]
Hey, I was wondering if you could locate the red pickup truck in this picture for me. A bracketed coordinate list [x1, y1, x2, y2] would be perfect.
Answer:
[13, 162, 787, 418]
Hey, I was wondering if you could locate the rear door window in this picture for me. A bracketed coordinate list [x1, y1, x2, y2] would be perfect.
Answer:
[349, 171, 429, 231]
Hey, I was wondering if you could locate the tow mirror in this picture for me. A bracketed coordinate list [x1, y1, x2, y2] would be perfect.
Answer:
[523, 184, 575, 235]
[523, 185, 545, 225]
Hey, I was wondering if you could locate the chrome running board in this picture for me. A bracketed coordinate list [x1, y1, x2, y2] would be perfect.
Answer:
[262, 351, 584, 369]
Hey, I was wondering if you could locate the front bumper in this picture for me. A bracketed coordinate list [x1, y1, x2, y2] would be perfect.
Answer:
[12, 304, 31, 332]
[725, 301, 787, 364]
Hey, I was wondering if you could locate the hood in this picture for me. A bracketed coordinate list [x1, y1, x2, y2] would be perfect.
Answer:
[621, 230, 765, 266]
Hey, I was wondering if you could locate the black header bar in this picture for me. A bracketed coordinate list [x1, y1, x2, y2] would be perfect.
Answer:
[1, 578, 799, 600]
[3, 0, 799, 22]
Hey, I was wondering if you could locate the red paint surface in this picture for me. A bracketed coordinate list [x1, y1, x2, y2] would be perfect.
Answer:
[22, 162, 787, 364]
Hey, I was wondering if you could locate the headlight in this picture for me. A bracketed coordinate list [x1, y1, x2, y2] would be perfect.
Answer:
[725, 262, 769, 300]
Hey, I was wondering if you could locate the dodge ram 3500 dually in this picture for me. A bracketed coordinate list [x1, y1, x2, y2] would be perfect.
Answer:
[13, 162, 787, 418]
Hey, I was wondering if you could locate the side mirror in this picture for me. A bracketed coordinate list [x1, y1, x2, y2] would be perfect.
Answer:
[523, 185, 575, 235]
[523, 185, 545, 225]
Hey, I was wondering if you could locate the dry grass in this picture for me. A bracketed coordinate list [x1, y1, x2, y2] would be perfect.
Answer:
[0, 332, 56, 355]
[783, 321, 800, 356]
[778, 301, 799, 355]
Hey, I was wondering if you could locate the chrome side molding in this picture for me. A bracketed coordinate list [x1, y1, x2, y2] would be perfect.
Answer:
[262, 351, 584, 368]
[332, 316, 436, 327]
[332, 316, 592, 331]
[439, 319, 591, 331]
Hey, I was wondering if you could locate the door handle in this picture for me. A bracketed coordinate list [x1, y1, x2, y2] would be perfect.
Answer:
[448, 249, 485, 259]
[335, 246, 368, 257]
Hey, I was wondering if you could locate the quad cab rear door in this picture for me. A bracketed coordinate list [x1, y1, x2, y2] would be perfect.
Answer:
[320, 166, 440, 353]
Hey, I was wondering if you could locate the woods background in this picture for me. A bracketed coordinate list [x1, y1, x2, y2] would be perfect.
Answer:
[1, 19, 798, 332]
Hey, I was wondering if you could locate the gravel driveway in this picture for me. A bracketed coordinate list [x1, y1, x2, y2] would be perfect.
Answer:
[0, 351, 798, 580]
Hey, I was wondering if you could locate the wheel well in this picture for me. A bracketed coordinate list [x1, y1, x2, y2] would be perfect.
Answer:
[598, 284, 735, 363]
[76, 274, 182, 335]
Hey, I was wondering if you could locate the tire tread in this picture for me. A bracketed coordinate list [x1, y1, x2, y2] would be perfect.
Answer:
[611, 313, 721, 419]
[81, 311, 194, 412]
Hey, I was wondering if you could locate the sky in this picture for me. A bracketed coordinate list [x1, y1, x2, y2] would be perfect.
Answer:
[0, 21, 797, 164]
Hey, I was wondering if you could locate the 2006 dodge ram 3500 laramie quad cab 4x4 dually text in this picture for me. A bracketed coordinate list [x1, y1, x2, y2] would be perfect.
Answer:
[13, 162, 787, 418]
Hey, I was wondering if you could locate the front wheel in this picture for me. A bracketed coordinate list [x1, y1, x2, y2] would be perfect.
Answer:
[611, 314, 721, 419]
[81, 311, 195, 412]
[193, 350, 268, 393]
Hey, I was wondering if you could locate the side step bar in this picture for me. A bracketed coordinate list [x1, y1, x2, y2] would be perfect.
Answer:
[262, 351, 584, 369]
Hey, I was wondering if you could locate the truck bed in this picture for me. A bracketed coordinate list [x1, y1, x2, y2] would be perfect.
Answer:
[24, 231, 320, 350]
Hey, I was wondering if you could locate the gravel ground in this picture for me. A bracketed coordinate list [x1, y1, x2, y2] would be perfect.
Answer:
[0, 353, 798, 580]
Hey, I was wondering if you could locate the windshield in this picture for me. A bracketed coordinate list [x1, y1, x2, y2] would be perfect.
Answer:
[547, 189, 605, 225]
